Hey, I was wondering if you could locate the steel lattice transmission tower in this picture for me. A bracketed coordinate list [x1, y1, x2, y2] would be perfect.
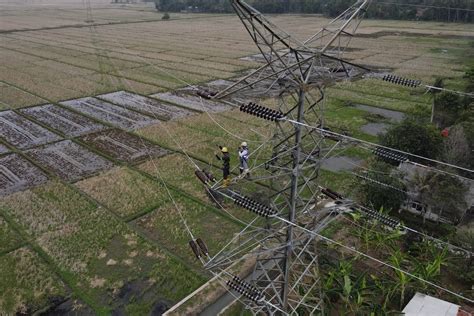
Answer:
[198, 1, 372, 314]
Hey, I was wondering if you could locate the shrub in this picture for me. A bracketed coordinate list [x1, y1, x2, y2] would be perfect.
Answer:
[379, 119, 442, 161]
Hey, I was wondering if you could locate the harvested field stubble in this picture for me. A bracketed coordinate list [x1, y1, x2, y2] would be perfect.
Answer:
[0, 216, 22, 253]
[0, 247, 68, 315]
[0, 83, 45, 109]
[137, 154, 260, 224]
[0, 153, 49, 196]
[75, 167, 169, 219]
[26, 140, 114, 182]
[1, 8, 473, 313]
[132, 193, 243, 266]
[0, 181, 204, 312]
[80, 129, 169, 164]
[0, 13, 472, 109]
[138, 153, 208, 201]
[21, 104, 106, 137]
[137, 109, 271, 162]
[97, 91, 194, 120]
[0, 110, 61, 149]
[61, 97, 158, 130]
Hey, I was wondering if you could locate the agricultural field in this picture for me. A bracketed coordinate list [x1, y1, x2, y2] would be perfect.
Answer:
[0, 0, 473, 314]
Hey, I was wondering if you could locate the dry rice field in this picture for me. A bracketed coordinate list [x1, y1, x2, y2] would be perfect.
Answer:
[0, 1, 473, 314]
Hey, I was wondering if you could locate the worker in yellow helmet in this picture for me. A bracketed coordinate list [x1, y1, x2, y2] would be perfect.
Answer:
[216, 146, 231, 187]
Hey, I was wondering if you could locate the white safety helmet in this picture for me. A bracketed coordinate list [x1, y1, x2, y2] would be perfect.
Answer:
[241, 142, 248, 147]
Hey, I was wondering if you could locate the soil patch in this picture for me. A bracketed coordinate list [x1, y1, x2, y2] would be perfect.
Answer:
[26, 140, 114, 182]
[21, 104, 107, 137]
[97, 91, 194, 121]
[60, 97, 158, 131]
[80, 129, 169, 164]
[0, 153, 48, 196]
[0, 110, 61, 149]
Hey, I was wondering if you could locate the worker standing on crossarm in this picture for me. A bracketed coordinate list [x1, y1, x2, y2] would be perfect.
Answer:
[216, 146, 231, 187]
[239, 142, 250, 178]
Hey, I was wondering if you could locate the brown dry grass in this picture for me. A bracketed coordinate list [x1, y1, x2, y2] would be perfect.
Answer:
[75, 167, 168, 219]
[1, 10, 472, 108]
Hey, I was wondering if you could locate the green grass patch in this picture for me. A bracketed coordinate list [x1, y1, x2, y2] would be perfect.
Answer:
[0, 216, 23, 253]
[132, 192, 243, 267]
[0, 247, 68, 315]
[318, 169, 356, 196]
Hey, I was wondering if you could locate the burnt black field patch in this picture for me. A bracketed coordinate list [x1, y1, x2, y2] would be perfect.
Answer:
[96, 91, 194, 121]
[21, 104, 107, 137]
[0, 111, 61, 149]
[0, 153, 49, 196]
[26, 140, 114, 182]
[60, 97, 158, 130]
[80, 129, 169, 164]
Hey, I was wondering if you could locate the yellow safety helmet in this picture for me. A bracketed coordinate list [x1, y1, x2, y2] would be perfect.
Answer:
[221, 147, 229, 153]
[241, 142, 248, 147]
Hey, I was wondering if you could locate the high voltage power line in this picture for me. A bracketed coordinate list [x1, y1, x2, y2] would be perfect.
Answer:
[22, 0, 473, 314]
[186, 0, 474, 314]
[375, 1, 474, 13]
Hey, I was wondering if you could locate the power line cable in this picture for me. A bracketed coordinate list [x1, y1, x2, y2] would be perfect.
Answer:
[374, 1, 474, 13]
[275, 214, 474, 304]
[214, 187, 474, 304]
[81, 6, 199, 241]
[82, 4, 474, 311]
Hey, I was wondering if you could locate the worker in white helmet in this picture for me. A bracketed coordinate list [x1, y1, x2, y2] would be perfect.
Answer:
[238, 141, 250, 178]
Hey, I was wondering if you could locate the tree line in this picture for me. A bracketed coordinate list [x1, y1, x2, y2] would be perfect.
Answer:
[356, 64, 474, 225]
[154, 0, 474, 23]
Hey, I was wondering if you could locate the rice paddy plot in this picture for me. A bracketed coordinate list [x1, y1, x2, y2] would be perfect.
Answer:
[0, 110, 61, 149]
[0, 247, 69, 315]
[21, 104, 107, 137]
[138, 153, 209, 202]
[0, 180, 97, 238]
[96, 91, 194, 121]
[0, 181, 204, 313]
[75, 167, 169, 219]
[26, 140, 114, 182]
[0, 217, 22, 253]
[131, 192, 243, 267]
[80, 129, 169, 164]
[152, 90, 231, 113]
[60, 97, 158, 130]
[0, 153, 48, 197]
[137, 154, 262, 225]
[0, 83, 45, 109]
